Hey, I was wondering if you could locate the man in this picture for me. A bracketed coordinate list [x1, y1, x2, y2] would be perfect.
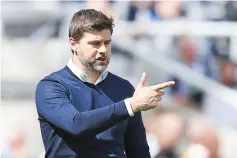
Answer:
[35, 9, 175, 158]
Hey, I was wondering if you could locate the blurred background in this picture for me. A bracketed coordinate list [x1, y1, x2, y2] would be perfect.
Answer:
[1, 0, 237, 158]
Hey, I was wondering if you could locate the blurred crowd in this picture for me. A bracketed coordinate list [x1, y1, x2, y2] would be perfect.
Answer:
[2, 1, 237, 158]
[143, 108, 221, 158]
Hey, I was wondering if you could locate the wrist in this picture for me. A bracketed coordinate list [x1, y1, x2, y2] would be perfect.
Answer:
[130, 97, 138, 113]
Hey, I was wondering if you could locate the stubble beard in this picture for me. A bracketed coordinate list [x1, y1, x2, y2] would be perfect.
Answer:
[79, 57, 110, 73]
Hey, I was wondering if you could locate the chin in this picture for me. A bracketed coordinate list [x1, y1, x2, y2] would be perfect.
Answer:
[94, 65, 107, 72]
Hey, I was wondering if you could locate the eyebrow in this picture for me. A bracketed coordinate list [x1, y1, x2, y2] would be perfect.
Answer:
[88, 39, 112, 43]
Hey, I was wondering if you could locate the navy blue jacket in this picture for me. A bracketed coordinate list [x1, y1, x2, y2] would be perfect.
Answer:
[35, 66, 150, 158]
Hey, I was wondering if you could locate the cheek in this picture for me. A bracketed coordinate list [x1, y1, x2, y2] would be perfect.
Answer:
[108, 47, 111, 54]
[79, 45, 98, 59]
[106, 46, 112, 56]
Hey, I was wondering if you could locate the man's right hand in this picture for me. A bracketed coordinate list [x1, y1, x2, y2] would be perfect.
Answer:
[130, 72, 175, 113]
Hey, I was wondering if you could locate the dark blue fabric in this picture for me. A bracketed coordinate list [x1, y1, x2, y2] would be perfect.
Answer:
[35, 66, 150, 158]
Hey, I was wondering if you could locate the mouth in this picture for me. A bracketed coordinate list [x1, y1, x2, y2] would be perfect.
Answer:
[96, 57, 107, 62]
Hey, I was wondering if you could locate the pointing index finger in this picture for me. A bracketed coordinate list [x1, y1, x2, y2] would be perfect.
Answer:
[153, 81, 175, 90]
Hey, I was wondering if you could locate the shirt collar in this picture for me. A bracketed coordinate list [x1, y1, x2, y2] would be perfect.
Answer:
[67, 57, 108, 85]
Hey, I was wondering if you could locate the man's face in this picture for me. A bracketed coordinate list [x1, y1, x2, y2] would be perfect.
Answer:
[70, 29, 112, 72]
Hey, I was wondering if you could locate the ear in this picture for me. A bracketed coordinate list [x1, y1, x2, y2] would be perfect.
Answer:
[69, 37, 77, 52]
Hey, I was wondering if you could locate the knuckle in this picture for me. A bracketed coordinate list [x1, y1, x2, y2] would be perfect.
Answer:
[159, 90, 165, 95]
[158, 92, 163, 96]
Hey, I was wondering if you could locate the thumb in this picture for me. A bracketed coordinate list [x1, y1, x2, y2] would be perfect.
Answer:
[137, 72, 147, 88]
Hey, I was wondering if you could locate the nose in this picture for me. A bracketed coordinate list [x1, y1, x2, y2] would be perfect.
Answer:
[98, 44, 107, 54]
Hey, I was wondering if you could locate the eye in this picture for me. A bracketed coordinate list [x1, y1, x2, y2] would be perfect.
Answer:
[105, 41, 111, 45]
[91, 42, 100, 46]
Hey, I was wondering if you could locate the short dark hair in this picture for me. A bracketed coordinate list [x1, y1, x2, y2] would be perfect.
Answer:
[69, 9, 114, 41]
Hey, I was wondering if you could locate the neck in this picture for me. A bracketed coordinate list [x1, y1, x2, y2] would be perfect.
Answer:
[72, 56, 101, 83]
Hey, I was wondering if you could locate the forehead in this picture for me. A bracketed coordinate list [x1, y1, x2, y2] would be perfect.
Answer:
[81, 29, 111, 41]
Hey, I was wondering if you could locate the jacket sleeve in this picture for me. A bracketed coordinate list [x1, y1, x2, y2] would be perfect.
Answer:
[124, 82, 151, 158]
[35, 78, 130, 137]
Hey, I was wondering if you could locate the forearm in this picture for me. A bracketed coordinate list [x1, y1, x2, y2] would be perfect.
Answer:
[68, 100, 130, 136]
[36, 79, 131, 138]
